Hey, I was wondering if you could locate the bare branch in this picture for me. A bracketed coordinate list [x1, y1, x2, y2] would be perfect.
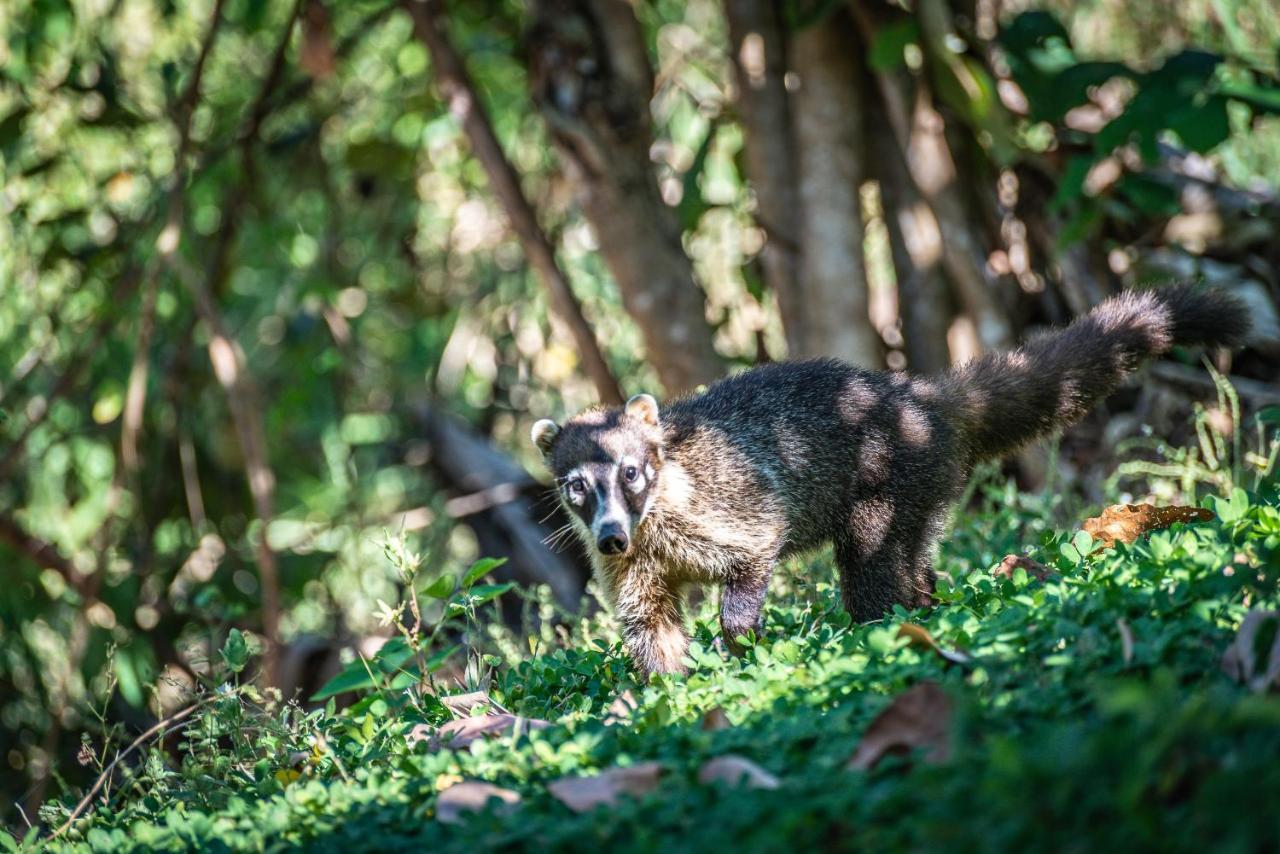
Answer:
[0, 511, 84, 593]
[406, 0, 624, 405]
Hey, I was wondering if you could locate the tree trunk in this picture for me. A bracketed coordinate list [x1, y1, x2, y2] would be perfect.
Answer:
[527, 0, 724, 394]
[786, 9, 882, 367]
[867, 85, 952, 374]
[723, 0, 804, 355]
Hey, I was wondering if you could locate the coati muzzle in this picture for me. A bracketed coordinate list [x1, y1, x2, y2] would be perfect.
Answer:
[596, 523, 629, 555]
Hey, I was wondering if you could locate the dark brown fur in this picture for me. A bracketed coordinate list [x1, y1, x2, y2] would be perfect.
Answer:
[533, 284, 1251, 676]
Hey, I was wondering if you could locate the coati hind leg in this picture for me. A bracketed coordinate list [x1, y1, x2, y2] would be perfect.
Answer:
[719, 562, 773, 654]
[834, 502, 938, 623]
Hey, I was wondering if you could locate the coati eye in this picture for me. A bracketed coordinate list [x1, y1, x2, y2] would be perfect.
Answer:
[623, 465, 639, 483]
[567, 477, 586, 496]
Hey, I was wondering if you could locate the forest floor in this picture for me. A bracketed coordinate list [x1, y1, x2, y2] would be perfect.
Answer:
[27, 434, 1280, 853]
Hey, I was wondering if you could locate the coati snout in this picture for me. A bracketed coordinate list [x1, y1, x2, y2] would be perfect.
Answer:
[531, 284, 1251, 678]
[532, 394, 663, 558]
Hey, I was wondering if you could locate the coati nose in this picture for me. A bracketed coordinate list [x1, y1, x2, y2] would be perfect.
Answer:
[597, 526, 629, 555]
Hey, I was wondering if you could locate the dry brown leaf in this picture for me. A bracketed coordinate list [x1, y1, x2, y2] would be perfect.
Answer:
[547, 761, 664, 813]
[847, 681, 953, 771]
[410, 713, 549, 750]
[435, 781, 521, 824]
[1221, 610, 1280, 693]
[698, 755, 780, 790]
[701, 706, 731, 731]
[897, 624, 971, 666]
[602, 690, 638, 726]
[440, 691, 491, 716]
[992, 554, 1055, 581]
[1081, 503, 1214, 549]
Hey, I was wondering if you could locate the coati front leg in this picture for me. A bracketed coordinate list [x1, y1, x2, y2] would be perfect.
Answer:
[611, 561, 688, 676]
[719, 564, 772, 654]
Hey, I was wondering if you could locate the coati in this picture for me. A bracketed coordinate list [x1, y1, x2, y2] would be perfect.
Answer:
[531, 284, 1251, 676]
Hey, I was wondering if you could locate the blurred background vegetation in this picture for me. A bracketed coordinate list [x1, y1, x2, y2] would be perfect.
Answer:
[2, 0, 1280, 831]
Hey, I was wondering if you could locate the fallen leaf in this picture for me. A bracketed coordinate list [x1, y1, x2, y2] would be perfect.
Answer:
[440, 691, 491, 716]
[701, 706, 731, 731]
[409, 713, 549, 750]
[847, 681, 953, 771]
[547, 761, 664, 813]
[1081, 503, 1214, 549]
[1221, 610, 1280, 693]
[435, 781, 521, 824]
[602, 690, 638, 726]
[897, 624, 971, 666]
[992, 554, 1055, 581]
[698, 755, 780, 790]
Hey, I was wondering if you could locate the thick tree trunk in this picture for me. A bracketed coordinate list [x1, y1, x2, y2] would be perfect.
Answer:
[407, 0, 624, 406]
[527, 0, 724, 394]
[786, 10, 882, 367]
[867, 87, 952, 374]
[723, 0, 804, 355]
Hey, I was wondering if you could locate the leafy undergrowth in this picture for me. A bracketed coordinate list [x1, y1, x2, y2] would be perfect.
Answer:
[27, 480, 1280, 852]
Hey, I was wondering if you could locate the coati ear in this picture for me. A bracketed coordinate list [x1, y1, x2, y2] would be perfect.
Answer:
[625, 393, 660, 426]
[530, 419, 560, 457]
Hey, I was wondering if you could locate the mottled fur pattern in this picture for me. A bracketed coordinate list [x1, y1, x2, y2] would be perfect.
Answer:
[533, 284, 1251, 677]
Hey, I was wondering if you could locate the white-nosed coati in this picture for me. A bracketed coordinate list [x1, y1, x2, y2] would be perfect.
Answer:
[531, 284, 1252, 676]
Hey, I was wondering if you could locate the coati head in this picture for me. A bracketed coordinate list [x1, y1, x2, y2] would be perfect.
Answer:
[531, 394, 664, 558]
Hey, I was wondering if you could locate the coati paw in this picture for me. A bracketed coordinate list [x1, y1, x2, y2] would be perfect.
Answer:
[716, 627, 760, 658]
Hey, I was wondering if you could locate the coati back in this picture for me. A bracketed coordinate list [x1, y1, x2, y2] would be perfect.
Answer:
[532, 284, 1252, 676]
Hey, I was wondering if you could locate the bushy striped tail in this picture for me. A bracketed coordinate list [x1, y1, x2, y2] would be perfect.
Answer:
[941, 283, 1251, 462]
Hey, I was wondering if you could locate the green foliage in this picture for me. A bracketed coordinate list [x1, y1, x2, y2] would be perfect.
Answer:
[29, 430, 1280, 851]
[999, 10, 1280, 243]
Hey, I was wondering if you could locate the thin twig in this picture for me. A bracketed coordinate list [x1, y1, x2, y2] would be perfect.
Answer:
[47, 699, 209, 842]
[406, 0, 624, 406]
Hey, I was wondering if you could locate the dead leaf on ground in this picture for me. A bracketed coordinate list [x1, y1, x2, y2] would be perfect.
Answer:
[547, 761, 665, 813]
[602, 690, 638, 726]
[992, 554, 1055, 581]
[1222, 610, 1280, 693]
[897, 624, 971, 666]
[440, 691, 492, 716]
[409, 713, 549, 750]
[1082, 503, 1214, 549]
[847, 681, 953, 771]
[701, 706, 731, 731]
[436, 781, 521, 824]
[698, 755, 780, 790]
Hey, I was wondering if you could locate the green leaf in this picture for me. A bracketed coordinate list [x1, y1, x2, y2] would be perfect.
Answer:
[1168, 95, 1230, 153]
[220, 629, 249, 675]
[422, 574, 454, 599]
[463, 557, 507, 588]
[464, 582, 515, 607]
[310, 638, 415, 701]
[868, 20, 919, 72]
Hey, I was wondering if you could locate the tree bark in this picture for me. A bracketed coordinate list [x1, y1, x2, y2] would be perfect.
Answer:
[723, 0, 804, 355]
[866, 87, 952, 374]
[786, 10, 882, 367]
[407, 0, 624, 406]
[527, 0, 725, 394]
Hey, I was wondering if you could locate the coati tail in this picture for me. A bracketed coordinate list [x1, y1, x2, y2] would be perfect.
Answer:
[941, 283, 1251, 462]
